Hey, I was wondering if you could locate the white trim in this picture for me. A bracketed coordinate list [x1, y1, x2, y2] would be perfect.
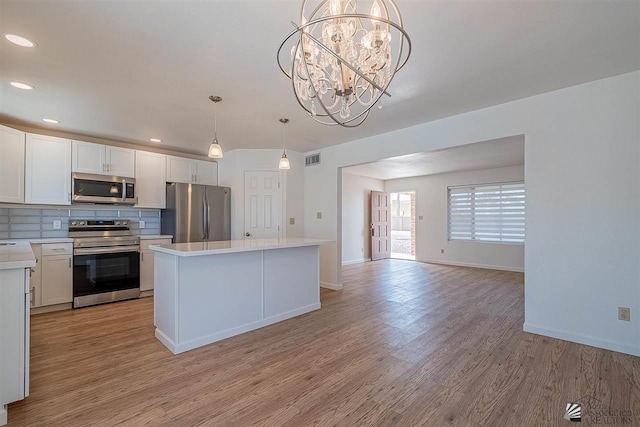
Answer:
[342, 258, 367, 265]
[419, 259, 524, 273]
[30, 302, 72, 315]
[320, 281, 343, 290]
[523, 322, 640, 357]
[1, 405, 7, 426]
[158, 303, 321, 354]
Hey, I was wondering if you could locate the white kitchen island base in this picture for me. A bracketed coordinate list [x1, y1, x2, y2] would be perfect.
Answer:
[152, 238, 328, 354]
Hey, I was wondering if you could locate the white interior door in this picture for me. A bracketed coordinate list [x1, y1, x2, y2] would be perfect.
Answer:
[244, 171, 281, 239]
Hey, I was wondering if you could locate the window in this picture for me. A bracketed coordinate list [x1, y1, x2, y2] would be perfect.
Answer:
[448, 181, 525, 243]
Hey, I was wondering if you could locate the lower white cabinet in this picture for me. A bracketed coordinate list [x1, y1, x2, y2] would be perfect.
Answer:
[0, 267, 29, 423]
[29, 245, 42, 308]
[140, 238, 172, 292]
[30, 243, 73, 307]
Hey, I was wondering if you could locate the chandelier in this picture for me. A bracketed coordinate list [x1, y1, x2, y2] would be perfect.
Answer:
[277, 0, 411, 127]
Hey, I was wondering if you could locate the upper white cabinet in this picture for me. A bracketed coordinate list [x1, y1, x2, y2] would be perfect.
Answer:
[0, 124, 25, 203]
[72, 140, 135, 178]
[25, 134, 72, 205]
[166, 156, 217, 185]
[135, 151, 166, 209]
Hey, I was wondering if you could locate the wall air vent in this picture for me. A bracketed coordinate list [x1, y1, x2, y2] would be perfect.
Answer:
[305, 153, 321, 167]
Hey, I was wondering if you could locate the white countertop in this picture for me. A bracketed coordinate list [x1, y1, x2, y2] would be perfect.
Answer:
[139, 235, 173, 240]
[28, 238, 74, 244]
[150, 237, 332, 257]
[0, 240, 36, 270]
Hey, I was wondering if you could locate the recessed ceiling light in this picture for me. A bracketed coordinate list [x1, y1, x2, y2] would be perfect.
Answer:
[10, 81, 34, 90]
[42, 118, 59, 124]
[150, 138, 162, 143]
[3, 34, 37, 48]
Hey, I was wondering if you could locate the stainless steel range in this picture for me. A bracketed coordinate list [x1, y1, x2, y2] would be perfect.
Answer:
[70, 219, 140, 308]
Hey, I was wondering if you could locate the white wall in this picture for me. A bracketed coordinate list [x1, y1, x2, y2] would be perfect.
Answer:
[385, 165, 525, 272]
[217, 149, 304, 240]
[304, 71, 640, 356]
[341, 173, 384, 265]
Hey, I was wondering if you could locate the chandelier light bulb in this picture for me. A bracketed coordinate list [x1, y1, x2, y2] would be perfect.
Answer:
[277, 0, 411, 127]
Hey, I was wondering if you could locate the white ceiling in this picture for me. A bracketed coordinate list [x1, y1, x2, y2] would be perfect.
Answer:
[343, 135, 524, 180]
[0, 1, 638, 156]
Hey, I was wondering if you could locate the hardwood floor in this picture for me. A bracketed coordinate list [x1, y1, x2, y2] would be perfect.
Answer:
[8, 260, 640, 426]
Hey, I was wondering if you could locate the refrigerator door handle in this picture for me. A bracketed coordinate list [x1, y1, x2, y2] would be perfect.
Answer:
[206, 199, 211, 241]
[202, 195, 208, 241]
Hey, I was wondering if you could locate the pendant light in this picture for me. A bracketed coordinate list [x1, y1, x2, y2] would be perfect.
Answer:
[278, 118, 291, 170]
[208, 95, 223, 158]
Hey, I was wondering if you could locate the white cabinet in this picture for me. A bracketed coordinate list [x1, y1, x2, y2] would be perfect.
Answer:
[135, 151, 166, 208]
[140, 238, 172, 292]
[29, 244, 42, 308]
[40, 243, 73, 306]
[0, 125, 25, 204]
[0, 268, 29, 418]
[25, 134, 72, 205]
[193, 160, 218, 185]
[72, 140, 135, 177]
[166, 156, 217, 185]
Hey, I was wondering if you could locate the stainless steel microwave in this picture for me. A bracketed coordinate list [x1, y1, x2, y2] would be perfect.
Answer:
[72, 173, 136, 205]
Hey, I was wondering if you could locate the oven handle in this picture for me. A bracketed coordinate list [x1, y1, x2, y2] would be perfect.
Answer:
[74, 245, 140, 256]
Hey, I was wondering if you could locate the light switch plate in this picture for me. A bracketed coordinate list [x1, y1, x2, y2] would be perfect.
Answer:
[418, 215, 424, 220]
[317, 212, 322, 220]
[139, 220, 146, 229]
[53, 220, 61, 230]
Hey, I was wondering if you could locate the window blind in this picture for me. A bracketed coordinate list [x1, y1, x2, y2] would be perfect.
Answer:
[448, 181, 525, 243]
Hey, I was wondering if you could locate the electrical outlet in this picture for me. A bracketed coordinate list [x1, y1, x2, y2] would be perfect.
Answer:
[441, 249, 444, 254]
[289, 217, 295, 225]
[317, 212, 322, 220]
[419, 215, 424, 220]
[618, 307, 631, 321]
[139, 220, 146, 229]
[53, 220, 61, 230]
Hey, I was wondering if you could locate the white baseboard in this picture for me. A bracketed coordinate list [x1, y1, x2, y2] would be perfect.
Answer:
[523, 322, 640, 357]
[342, 258, 367, 266]
[1, 405, 7, 426]
[30, 303, 72, 315]
[320, 281, 344, 290]
[156, 303, 322, 354]
[419, 259, 524, 273]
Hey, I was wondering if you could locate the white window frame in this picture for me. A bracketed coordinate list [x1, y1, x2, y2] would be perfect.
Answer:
[447, 181, 525, 244]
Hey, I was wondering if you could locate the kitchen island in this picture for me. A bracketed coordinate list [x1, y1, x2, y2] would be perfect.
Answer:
[150, 237, 331, 354]
[0, 241, 35, 426]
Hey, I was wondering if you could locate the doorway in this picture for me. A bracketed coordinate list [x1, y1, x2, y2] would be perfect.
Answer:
[244, 170, 282, 239]
[390, 191, 416, 260]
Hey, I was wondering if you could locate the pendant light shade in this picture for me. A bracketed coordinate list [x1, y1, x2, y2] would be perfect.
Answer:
[208, 95, 224, 159]
[278, 118, 291, 170]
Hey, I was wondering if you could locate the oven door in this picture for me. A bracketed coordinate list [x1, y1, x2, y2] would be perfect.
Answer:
[73, 246, 140, 308]
[72, 173, 136, 205]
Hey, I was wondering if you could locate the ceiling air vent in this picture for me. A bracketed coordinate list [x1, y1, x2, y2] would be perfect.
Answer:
[305, 153, 321, 167]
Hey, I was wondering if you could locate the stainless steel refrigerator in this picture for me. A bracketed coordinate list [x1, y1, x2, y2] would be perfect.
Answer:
[161, 183, 231, 243]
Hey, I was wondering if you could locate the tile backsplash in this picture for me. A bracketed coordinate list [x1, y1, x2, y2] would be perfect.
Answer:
[0, 207, 161, 240]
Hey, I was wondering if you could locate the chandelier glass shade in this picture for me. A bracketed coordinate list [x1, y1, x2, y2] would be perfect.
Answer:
[208, 95, 223, 159]
[278, 118, 291, 170]
[277, 0, 411, 127]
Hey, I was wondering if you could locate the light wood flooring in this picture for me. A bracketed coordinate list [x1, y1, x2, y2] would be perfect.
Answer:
[8, 260, 640, 426]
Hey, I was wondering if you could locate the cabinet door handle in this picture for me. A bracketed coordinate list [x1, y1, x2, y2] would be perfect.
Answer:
[30, 287, 35, 305]
[141, 252, 144, 262]
[68, 258, 72, 268]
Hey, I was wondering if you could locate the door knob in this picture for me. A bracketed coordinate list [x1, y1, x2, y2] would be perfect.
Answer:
[245, 232, 251, 237]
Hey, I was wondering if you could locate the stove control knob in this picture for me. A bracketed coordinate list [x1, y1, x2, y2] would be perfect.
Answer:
[115, 221, 121, 226]
[71, 221, 77, 226]
[123, 220, 128, 226]
[79, 221, 86, 226]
